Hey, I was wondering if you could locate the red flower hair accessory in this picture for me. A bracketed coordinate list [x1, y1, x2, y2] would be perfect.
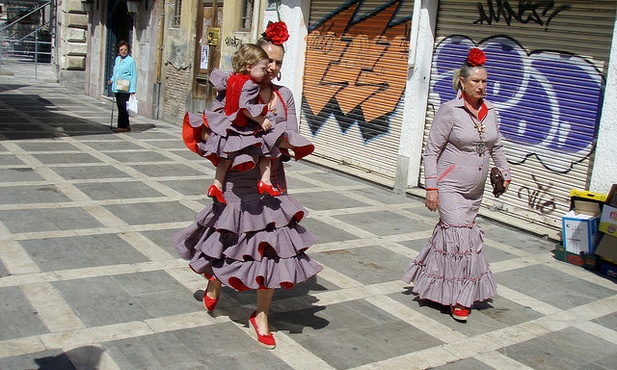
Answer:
[263, 21, 289, 46]
[467, 48, 486, 66]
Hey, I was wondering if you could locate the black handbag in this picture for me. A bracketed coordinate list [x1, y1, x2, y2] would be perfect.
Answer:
[490, 167, 506, 198]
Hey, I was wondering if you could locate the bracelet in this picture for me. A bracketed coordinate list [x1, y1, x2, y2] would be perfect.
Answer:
[426, 188, 438, 191]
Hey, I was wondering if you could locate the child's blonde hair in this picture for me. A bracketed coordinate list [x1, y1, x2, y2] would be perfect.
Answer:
[231, 43, 269, 74]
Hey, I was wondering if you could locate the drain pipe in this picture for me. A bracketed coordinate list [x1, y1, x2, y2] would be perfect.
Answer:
[153, 0, 165, 119]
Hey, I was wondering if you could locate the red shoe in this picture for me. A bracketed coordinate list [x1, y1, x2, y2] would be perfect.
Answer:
[451, 306, 470, 321]
[203, 280, 220, 312]
[248, 311, 276, 349]
[257, 181, 281, 196]
[207, 185, 226, 204]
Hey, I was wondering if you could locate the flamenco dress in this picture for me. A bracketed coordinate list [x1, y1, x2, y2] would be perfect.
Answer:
[403, 96, 510, 308]
[174, 70, 321, 291]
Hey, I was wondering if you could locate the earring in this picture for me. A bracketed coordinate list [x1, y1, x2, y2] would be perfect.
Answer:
[276, 72, 282, 81]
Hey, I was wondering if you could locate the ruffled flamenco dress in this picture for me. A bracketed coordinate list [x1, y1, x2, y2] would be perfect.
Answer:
[174, 69, 322, 291]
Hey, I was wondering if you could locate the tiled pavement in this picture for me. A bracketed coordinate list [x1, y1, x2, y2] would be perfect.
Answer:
[1, 62, 617, 369]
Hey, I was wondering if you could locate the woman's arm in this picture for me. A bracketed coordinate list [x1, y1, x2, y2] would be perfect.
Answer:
[128, 57, 138, 93]
[423, 103, 454, 190]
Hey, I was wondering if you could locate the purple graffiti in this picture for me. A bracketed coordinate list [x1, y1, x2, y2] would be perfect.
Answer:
[430, 35, 602, 173]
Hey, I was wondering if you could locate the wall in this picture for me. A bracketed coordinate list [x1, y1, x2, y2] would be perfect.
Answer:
[58, 0, 89, 91]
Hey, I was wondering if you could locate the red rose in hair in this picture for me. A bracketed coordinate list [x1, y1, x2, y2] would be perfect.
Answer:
[264, 21, 289, 46]
[467, 48, 486, 66]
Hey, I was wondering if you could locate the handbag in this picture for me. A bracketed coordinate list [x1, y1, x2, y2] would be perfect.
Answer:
[116, 78, 130, 92]
[490, 167, 506, 198]
[127, 95, 138, 117]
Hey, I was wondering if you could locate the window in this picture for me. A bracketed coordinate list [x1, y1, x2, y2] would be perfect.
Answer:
[172, 0, 182, 27]
[241, 0, 253, 30]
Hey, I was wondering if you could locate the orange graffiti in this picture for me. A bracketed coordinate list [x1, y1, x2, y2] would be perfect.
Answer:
[304, 0, 411, 132]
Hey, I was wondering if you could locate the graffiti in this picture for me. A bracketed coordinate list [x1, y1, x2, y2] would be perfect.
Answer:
[430, 35, 603, 173]
[474, 0, 570, 31]
[302, 0, 412, 143]
[517, 174, 556, 215]
[225, 36, 243, 48]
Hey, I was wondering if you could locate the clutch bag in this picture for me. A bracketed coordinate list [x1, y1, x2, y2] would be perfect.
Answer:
[490, 167, 506, 198]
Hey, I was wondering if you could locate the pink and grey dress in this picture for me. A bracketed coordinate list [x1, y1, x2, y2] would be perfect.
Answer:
[174, 73, 321, 291]
[403, 93, 511, 308]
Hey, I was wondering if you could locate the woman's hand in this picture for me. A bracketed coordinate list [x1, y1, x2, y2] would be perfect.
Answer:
[425, 190, 439, 212]
[261, 118, 273, 131]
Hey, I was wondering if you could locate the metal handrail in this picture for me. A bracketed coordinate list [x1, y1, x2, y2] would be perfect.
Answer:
[0, 2, 52, 33]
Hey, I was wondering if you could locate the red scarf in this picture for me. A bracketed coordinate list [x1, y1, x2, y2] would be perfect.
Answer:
[225, 73, 252, 126]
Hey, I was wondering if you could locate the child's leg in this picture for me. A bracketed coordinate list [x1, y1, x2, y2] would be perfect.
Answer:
[214, 159, 232, 189]
[201, 126, 211, 142]
[258, 157, 272, 185]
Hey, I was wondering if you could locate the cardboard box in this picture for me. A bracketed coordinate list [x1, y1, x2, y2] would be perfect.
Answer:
[606, 184, 617, 207]
[599, 260, 617, 280]
[595, 233, 617, 264]
[569, 189, 606, 216]
[599, 204, 617, 237]
[553, 244, 600, 270]
[561, 211, 600, 254]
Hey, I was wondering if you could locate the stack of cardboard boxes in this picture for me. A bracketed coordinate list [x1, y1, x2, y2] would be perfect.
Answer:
[595, 184, 617, 278]
[556, 185, 617, 279]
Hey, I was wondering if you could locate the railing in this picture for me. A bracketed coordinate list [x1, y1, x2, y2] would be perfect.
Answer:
[0, 1, 54, 70]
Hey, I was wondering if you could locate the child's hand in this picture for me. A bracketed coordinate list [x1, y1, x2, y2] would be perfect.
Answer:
[261, 118, 273, 131]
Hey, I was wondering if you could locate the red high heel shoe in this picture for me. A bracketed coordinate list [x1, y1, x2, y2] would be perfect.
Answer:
[207, 185, 226, 204]
[451, 306, 470, 321]
[257, 181, 281, 196]
[203, 280, 220, 312]
[248, 311, 276, 349]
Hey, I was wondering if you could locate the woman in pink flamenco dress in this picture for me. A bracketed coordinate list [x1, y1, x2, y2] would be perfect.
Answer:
[403, 48, 511, 322]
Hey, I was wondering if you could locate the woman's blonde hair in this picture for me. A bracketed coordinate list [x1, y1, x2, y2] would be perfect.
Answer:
[231, 43, 269, 73]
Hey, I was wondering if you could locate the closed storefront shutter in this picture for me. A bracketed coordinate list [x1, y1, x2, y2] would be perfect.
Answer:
[421, 0, 616, 232]
[301, 0, 415, 184]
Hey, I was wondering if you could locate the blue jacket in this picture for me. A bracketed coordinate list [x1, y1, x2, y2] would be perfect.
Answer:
[111, 55, 137, 93]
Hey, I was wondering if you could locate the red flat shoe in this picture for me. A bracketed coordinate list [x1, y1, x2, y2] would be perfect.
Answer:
[207, 185, 226, 204]
[248, 311, 276, 349]
[203, 280, 220, 312]
[451, 306, 470, 321]
[257, 181, 281, 196]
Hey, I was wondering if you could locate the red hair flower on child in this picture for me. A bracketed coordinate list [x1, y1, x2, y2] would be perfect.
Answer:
[264, 21, 289, 46]
[467, 48, 486, 67]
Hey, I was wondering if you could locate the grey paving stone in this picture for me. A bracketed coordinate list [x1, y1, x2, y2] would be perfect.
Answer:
[129, 163, 200, 178]
[160, 179, 212, 197]
[0, 259, 10, 278]
[434, 357, 495, 369]
[73, 181, 167, 200]
[333, 210, 434, 236]
[592, 311, 617, 332]
[51, 165, 132, 180]
[104, 201, 198, 225]
[0, 286, 49, 340]
[83, 141, 146, 151]
[293, 190, 372, 211]
[389, 291, 544, 337]
[14, 141, 81, 152]
[0, 184, 72, 204]
[0, 153, 26, 166]
[19, 234, 149, 271]
[53, 272, 198, 327]
[0, 349, 76, 370]
[0, 166, 45, 182]
[347, 187, 414, 205]
[140, 228, 183, 256]
[483, 221, 556, 255]
[279, 299, 443, 369]
[495, 264, 617, 310]
[104, 324, 292, 370]
[313, 245, 410, 285]
[397, 238, 429, 252]
[482, 242, 521, 263]
[104, 150, 173, 163]
[2, 131, 58, 140]
[498, 326, 617, 369]
[0, 207, 104, 233]
[30, 152, 104, 165]
[301, 216, 359, 242]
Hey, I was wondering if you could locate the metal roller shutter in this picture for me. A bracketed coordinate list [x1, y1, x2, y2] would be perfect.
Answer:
[421, 0, 616, 232]
[300, 0, 415, 183]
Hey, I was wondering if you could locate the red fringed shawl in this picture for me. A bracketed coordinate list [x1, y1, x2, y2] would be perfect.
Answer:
[225, 73, 252, 127]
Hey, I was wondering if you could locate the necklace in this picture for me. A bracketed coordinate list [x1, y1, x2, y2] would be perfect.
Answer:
[465, 100, 486, 156]
[259, 86, 276, 113]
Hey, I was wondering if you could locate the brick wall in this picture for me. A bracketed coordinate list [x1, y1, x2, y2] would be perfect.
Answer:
[162, 63, 192, 124]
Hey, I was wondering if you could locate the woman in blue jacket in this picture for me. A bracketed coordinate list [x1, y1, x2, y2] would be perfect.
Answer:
[108, 40, 137, 132]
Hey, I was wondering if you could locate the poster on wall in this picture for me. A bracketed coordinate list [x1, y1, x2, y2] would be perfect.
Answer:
[200, 45, 209, 70]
